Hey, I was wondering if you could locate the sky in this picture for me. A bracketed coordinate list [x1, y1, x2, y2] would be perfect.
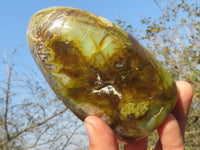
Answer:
[0, 0, 161, 69]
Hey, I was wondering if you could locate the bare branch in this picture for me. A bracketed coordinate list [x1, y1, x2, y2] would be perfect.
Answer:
[0, 107, 67, 147]
[61, 124, 82, 150]
[2, 64, 13, 150]
[185, 130, 200, 134]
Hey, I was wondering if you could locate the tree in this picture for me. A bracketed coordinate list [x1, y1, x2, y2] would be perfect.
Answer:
[1, 0, 199, 149]
[134, 0, 200, 149]
[0, 49, 88, 150]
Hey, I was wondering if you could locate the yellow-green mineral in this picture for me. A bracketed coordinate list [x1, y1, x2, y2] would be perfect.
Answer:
[27, 7, 177, 143]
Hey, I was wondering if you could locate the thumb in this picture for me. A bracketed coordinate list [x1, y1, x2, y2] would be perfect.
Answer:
[85, 116, 119, 150]
[156, 114, 185, 150]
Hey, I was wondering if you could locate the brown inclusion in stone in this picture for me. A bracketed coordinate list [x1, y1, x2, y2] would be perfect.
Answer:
[27, 7, 177, 143]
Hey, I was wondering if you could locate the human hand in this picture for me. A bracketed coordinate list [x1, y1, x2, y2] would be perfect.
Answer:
[84, 81, 193, 150]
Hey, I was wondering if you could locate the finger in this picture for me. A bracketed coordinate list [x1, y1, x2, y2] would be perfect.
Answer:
[124, 137, 148, 150]
[172, 81, 193, 136]
[85, 116, 118, 150]
[156, 113, 185, 150]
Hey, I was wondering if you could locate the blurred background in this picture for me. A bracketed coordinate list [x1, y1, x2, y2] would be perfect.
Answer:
[0, 0, 199, 149]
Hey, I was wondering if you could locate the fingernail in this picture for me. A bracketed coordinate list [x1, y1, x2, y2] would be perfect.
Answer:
[85, 119, 96, 143]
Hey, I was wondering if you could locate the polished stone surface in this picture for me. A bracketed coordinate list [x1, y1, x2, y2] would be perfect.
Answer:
[27, 7, 177, 143]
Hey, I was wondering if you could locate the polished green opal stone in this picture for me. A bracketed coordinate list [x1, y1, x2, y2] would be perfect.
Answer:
[27, 7, 177, 143]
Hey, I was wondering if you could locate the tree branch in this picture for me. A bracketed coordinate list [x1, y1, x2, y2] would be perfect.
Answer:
[185, 130, 200, 134]
[61, 124, 82, 150]
[0, 107, 68, 147]
[2, 65, 13, 150]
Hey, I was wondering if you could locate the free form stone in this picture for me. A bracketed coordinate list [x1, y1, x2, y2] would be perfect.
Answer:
[27, 7, 177, 143]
